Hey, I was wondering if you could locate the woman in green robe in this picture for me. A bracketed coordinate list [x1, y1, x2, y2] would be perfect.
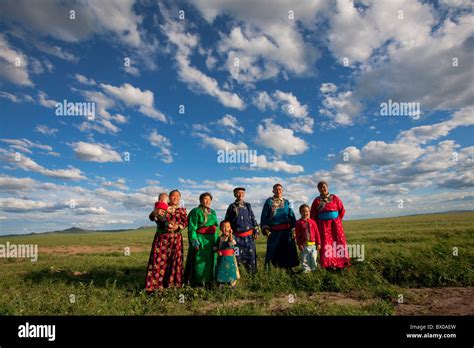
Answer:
[184, 192, 219, 286]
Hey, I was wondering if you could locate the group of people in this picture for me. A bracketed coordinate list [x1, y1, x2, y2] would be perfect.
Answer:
[145, 182, 351, 293]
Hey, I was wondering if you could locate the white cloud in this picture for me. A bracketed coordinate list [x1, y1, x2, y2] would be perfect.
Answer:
[71, 142, 123, 163]
[193, 0, 326, 84]
[101, 177, 128, 191]
[319, 83, 362, 126]
[0, 149, 86, 180]
[74, 73, 96, 86]
[345, 141, 424, 166]
[215, 114, 244, 134]
[353, 5, 473, 112]
[0, 91, 33, 103]
[147, 130, 173, 164]
[328, 0, 435, 65]
[35, 124, 58, 136]
[252, 91, 276, 111]
[253, 155, 304, 174]
[160, 7, 245, 110]
[196, 134, 248, 152]
[252, 90, 314, 133]
[397, 107, 474, 145]
[33, 40, 78, 62]
[256, 119, 308, 155]
[0, 175, 36, 191]
[0, 0, 143, 47]
[0, 198, 66, 213]
[100, 83, 167, 122]
[37, 90, 57, 108]
[0, 34, 33, 86]
[0, 138, 53, 154]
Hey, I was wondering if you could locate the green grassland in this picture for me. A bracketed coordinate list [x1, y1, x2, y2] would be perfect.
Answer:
[0, 212, 472, 315]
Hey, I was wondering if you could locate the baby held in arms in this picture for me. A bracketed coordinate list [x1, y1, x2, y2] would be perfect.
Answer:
[151, 192, 176, 232]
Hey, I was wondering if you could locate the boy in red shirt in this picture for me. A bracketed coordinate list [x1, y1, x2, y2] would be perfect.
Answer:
[295, 204, 321, 272]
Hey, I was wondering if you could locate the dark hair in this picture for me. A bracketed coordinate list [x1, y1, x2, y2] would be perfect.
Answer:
[219, 220, 231, 228]
[199, 192, 213, 202]
[233, 187, 245, 194]
[317, 181, 328, 189]
[169, 189, 181, 197]
[299, 204, 310, 214]
[273, 183, 283, 190]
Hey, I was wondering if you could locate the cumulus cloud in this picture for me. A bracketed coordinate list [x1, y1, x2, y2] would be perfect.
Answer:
[253, 155, 304, 174]
[196, 134, 248, 152]
[71, 142, 123, 163]
[397, 107, 474, 145]
[0, 149, 85, 180]
[256, 119, 308, 155]
[254, 90, 315, 133]
[0, 0, 144, 47]
[74, 73, 96, 86]
[101, 83, 167, 122]
[35, 124, 58, 136]
[193, 0, 326, 84]
[215, 114, 244, 134]
[37, 90, 57, 108]
[319, 83, 363, 127]
[160, 5, 245, 110]
[0, 34, 33, 86]
[147, 129, 173, 164]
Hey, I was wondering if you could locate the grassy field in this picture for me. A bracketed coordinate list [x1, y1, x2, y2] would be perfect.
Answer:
[0, 212, 473, 315]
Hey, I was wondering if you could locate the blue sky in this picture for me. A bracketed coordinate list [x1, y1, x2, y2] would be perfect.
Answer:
[0, 0, 473, 235]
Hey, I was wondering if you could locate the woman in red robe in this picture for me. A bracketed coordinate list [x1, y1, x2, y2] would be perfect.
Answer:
[146, 189, 187, 292]
[310, 181, 350, 269]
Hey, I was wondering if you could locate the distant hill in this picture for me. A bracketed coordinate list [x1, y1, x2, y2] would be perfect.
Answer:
[1, 210, 472, 237]
[0, 225, 155, 237]
[51, 225, 155, 234]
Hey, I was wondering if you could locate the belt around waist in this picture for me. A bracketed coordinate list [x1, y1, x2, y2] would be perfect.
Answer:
[318, 211, 339, 220]
[218, 249, 235, 256]
[270, 223, 291, 231]
[234, 229, 253, 237]
[197, 225, 217, 234]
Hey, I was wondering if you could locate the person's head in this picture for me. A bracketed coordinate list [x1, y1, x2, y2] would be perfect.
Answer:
[169, 190, 181, 206]
[199, 192, 212, 208]
[272, 183, 283, 198]
[317, 181, 329, 196]
[233, 187, 245, 201]
[299, 204, 310, 219]
[219, 220, 232, 236]
[158, 192, 169, 203]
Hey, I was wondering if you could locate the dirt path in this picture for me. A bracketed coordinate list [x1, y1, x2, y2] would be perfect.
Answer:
[39, 245, 150, 255]
[198, 288, 474, 315]
[394, 287, 474, 315]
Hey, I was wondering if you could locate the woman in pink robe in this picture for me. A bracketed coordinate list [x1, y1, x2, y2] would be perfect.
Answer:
[310, 181, 350, 269]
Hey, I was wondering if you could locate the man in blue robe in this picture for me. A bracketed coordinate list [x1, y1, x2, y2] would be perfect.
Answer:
[225, 187, 259, 273]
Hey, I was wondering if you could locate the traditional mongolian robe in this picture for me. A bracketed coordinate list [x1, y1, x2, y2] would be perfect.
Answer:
[215, 237, 240, 284]
[184, 206, 219, 285]
[310, 194, 351, 269]
[260, 197, 298, 268]
[295, 218, 321, 272]
[224, 201, 258, 272]
[145, 205, 187, 292]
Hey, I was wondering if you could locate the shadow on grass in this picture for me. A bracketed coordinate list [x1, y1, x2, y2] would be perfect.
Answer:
[23, 266, 145, 291]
